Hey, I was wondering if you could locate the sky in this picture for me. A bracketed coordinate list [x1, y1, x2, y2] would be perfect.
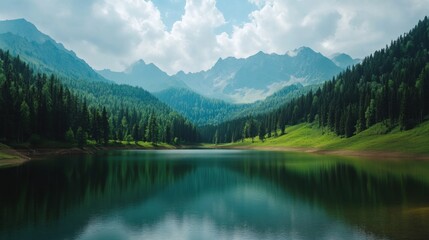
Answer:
[0, 0, 428, 75]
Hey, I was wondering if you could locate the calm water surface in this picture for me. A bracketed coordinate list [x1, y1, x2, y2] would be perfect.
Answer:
[1, 149, 429, 240]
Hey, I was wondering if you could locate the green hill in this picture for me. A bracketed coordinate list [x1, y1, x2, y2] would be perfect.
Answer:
[221, 121, 429, 155]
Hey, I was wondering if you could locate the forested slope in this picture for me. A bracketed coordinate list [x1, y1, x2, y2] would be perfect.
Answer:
[0, 50, 197, 146]
[155, 88, 248, 126]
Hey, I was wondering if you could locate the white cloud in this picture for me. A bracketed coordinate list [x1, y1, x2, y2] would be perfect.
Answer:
[0, 0, 428, 74]
[137, 0, 226, 74]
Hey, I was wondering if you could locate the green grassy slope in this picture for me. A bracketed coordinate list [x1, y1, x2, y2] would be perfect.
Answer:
[221, 121, 429, 155]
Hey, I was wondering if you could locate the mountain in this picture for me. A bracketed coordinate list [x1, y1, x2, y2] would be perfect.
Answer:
[331, 53, 361, 69]
[98, 60, 186, 92]
[201, 16, 429, 143]
[0, 18, 107, 82]
[0, 18, 51, 44]
[172, 47, 343, 103]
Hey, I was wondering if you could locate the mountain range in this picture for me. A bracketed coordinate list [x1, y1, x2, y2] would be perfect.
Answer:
[99, 47, 358, 104]
[98, 60, 186, 92]
[173, 48, 345, 103]
[0, 18, 360, 126]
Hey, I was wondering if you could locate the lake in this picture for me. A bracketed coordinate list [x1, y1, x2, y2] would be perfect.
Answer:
[0, 149, 428, 240]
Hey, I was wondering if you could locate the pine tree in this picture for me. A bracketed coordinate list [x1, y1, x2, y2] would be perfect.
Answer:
[76, 127, 87, 148]
[258, 122, 266, 142]
[132, 124, 139, 143]
[19, 100, 30, 141]
[65, 128, 75, 143]
[145, 112, 158, 143]
[101, 107, 109, 144]
[365, 99, 376, 129]
[344, 106, 355, 137]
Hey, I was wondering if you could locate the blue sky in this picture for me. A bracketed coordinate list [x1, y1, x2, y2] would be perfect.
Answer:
[215, 0, 258, 33]
[152, 0, 185, 30]
[0, 0, 428, 74]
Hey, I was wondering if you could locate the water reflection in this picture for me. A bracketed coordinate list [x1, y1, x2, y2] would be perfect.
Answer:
[0, 150, 428, 240]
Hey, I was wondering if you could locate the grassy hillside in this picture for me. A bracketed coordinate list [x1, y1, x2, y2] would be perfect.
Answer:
[219, 120, 429, 155]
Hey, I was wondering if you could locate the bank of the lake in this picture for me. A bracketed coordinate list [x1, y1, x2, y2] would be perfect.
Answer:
[3, 120, 429, 167]
[214, 121, 429, 160]
[0, 141, 184, 167]
[0, 143, 30, 168]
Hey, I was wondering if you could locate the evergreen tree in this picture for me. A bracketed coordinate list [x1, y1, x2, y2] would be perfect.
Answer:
[76, 127, 87, 148]
[19, 100, 30, 141]
[145, 112, 158, 143]
[101, 107, 109, 144]
[258, 122, 266, 142]
[132, 124, 139, 144]
[65, 128, 75, 143]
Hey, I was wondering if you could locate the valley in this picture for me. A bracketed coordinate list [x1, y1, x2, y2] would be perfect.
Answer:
[0, 16, 428, 160]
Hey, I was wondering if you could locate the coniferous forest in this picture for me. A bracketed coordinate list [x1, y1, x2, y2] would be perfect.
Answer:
[0, 50, 198, 146]
[201, 17, 429, 143]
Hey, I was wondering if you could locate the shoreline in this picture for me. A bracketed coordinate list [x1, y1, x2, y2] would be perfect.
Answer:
[213, 144, 429, 160]
[2, 142, 429, 168]
[0, 143, 194, 167]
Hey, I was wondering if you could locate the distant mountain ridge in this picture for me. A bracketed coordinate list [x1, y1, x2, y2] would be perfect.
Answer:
[100, 46, 358, 104]
[331, 53, 361, 69]
[0, 18, 108, 82]
[172, 47, 343, 103]
[98, 59, 186, 92]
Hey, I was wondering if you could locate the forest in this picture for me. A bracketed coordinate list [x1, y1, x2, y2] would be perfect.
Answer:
[1, 17, 429, 147]
[201, 17, 429, 143]
[0, 50, 198, 146]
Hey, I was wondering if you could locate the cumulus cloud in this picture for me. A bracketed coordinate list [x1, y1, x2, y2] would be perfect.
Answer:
[137, 0, 226, 74]
[0, 0, 428, 74]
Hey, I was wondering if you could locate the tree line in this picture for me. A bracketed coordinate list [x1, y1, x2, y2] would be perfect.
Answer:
[0, 50, 198, 146]
[201, 17, 429, 143]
